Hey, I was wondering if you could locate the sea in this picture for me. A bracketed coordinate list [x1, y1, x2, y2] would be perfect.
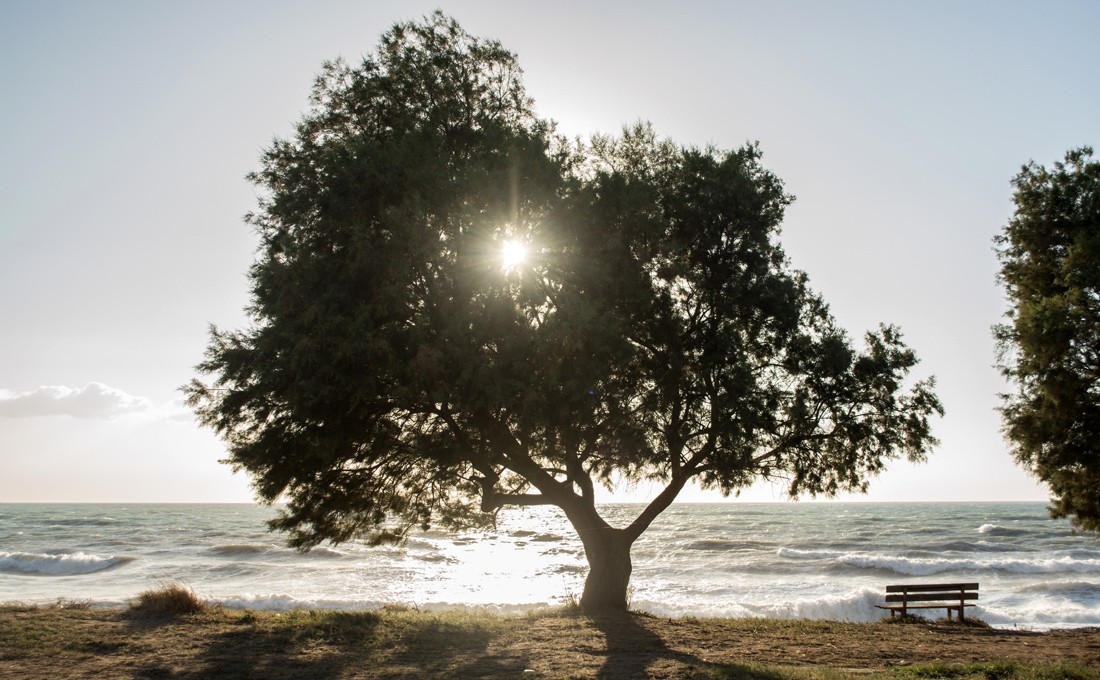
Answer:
[1, 502, 1098, 630]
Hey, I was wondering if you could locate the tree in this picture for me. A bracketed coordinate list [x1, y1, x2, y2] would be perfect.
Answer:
[995, 147, 1100, 532]
[187, 12, 943, 611]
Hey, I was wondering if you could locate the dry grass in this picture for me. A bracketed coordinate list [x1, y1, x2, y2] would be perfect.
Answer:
[1, 604, 1097, 679]
[130, 582, 207, 615]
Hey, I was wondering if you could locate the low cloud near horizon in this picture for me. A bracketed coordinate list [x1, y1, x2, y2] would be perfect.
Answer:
[0, 381, 249, 502]
[0, 382, 156, 419]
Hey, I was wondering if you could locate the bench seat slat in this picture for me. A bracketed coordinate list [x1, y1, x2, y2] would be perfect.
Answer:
[885, 583, 978, 593]
[877, 603, 975, 610]
[884, 592, 978, 603]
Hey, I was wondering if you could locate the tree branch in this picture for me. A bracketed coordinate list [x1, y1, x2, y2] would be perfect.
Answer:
[481, 492, 559, 512]
[624, 472, 691, 543]
[474, 409, 575, 504]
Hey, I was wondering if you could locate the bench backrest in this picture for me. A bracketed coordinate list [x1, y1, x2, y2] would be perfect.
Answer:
[885, 583, 978, 603]
[886, 583, 978, 593]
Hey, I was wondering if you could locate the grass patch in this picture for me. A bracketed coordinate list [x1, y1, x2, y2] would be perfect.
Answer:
[897, 662, 1096, 680]
[881, 614, 991, 629]
[936, 616, 993, 628]
[883, 613, 933, 625]
[50, 598, 93, 610]
[691, 664, 1099, 680]
[2, 605, 1098, 678]
[130, 582, 207, 614]
[684, 662, 819, 679]
[0, 606, 132, 662]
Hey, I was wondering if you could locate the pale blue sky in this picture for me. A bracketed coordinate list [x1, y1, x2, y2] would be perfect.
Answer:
[1, 1, 1097, 502]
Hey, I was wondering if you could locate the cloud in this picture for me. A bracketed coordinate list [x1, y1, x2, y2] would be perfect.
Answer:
[0, 383, 154, 419]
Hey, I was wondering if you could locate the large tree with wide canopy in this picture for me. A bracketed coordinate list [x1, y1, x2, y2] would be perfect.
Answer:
[188, 12, 942, 610]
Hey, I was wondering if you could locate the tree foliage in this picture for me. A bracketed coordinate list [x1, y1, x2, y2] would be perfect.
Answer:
[995, 147, 1100, 532]
[187, 12, 943, 609]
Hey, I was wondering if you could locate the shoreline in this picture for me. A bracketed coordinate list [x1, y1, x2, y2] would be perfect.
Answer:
[3, 602, 1099, 679]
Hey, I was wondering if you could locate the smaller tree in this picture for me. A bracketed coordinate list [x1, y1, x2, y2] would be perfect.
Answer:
[995, 147, 1100, 532]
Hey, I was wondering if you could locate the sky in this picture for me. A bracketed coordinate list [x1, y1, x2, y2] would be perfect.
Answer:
[1, 1, 1098, 504]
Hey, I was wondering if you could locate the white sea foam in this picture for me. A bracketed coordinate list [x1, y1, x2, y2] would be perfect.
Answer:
[979, 601, 1100, 629]
[306, 546, 345, 558]
[215, 593, 552, 614]
[0, 551, 133, 576]
[635, 588, 885, 622]
[777, 547, 1100, 576]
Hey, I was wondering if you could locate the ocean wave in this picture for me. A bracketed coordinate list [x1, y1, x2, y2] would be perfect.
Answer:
[47, 517, 118, 527]
[685, 539, 771, 552]
[0, 551, 133, 576]
[978, 524, 1028, 537]
[633, 588, 886, 623]
[634, 585, 1099, 630]
[975, 540, 1017, 552]
[209, 544, 278, 557]
[306, 546, 345, 558]
[911, 527, 950, 535]
[414, 552, 457, 564]
[206, 564, 260, 578]
[979, 601, 1100, 629]
[932, 541, 1006, 553]
[998, 514, 1047, 522]
[1013, 580, 1100, 598]
[900, 541, 1014, 557]
[777, 547, 1100, 576]
[212, 543, 346, 560]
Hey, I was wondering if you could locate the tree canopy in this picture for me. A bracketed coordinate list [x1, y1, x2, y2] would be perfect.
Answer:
[995, 147, 1100, 532]
[187, 12, 943, 610]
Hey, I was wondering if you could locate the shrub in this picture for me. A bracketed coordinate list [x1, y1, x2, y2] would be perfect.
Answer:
[131, 583, 206, 614]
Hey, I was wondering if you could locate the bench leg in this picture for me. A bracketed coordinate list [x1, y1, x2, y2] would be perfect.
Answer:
[944, 606, 965, 622]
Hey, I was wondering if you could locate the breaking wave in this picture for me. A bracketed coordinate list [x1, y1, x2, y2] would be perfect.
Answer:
[209, 544, 278, 557]
[777, 547, 1100, 576]
[635, 588, 886, 623]
[0, 551, 133, 576]
[978, 524, 1029, 537]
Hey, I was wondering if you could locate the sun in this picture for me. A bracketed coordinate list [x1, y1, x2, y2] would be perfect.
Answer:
[500, 239, 528, 271]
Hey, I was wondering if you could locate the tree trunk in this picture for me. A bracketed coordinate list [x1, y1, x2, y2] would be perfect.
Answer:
[579, 527, 634, 612]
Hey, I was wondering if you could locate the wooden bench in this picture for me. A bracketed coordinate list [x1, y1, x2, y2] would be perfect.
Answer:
[876, 583, 979, 621]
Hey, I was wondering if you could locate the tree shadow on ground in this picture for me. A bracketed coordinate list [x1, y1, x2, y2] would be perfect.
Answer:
[121, 609, 527, 679]
[591, 611, 784, 680]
